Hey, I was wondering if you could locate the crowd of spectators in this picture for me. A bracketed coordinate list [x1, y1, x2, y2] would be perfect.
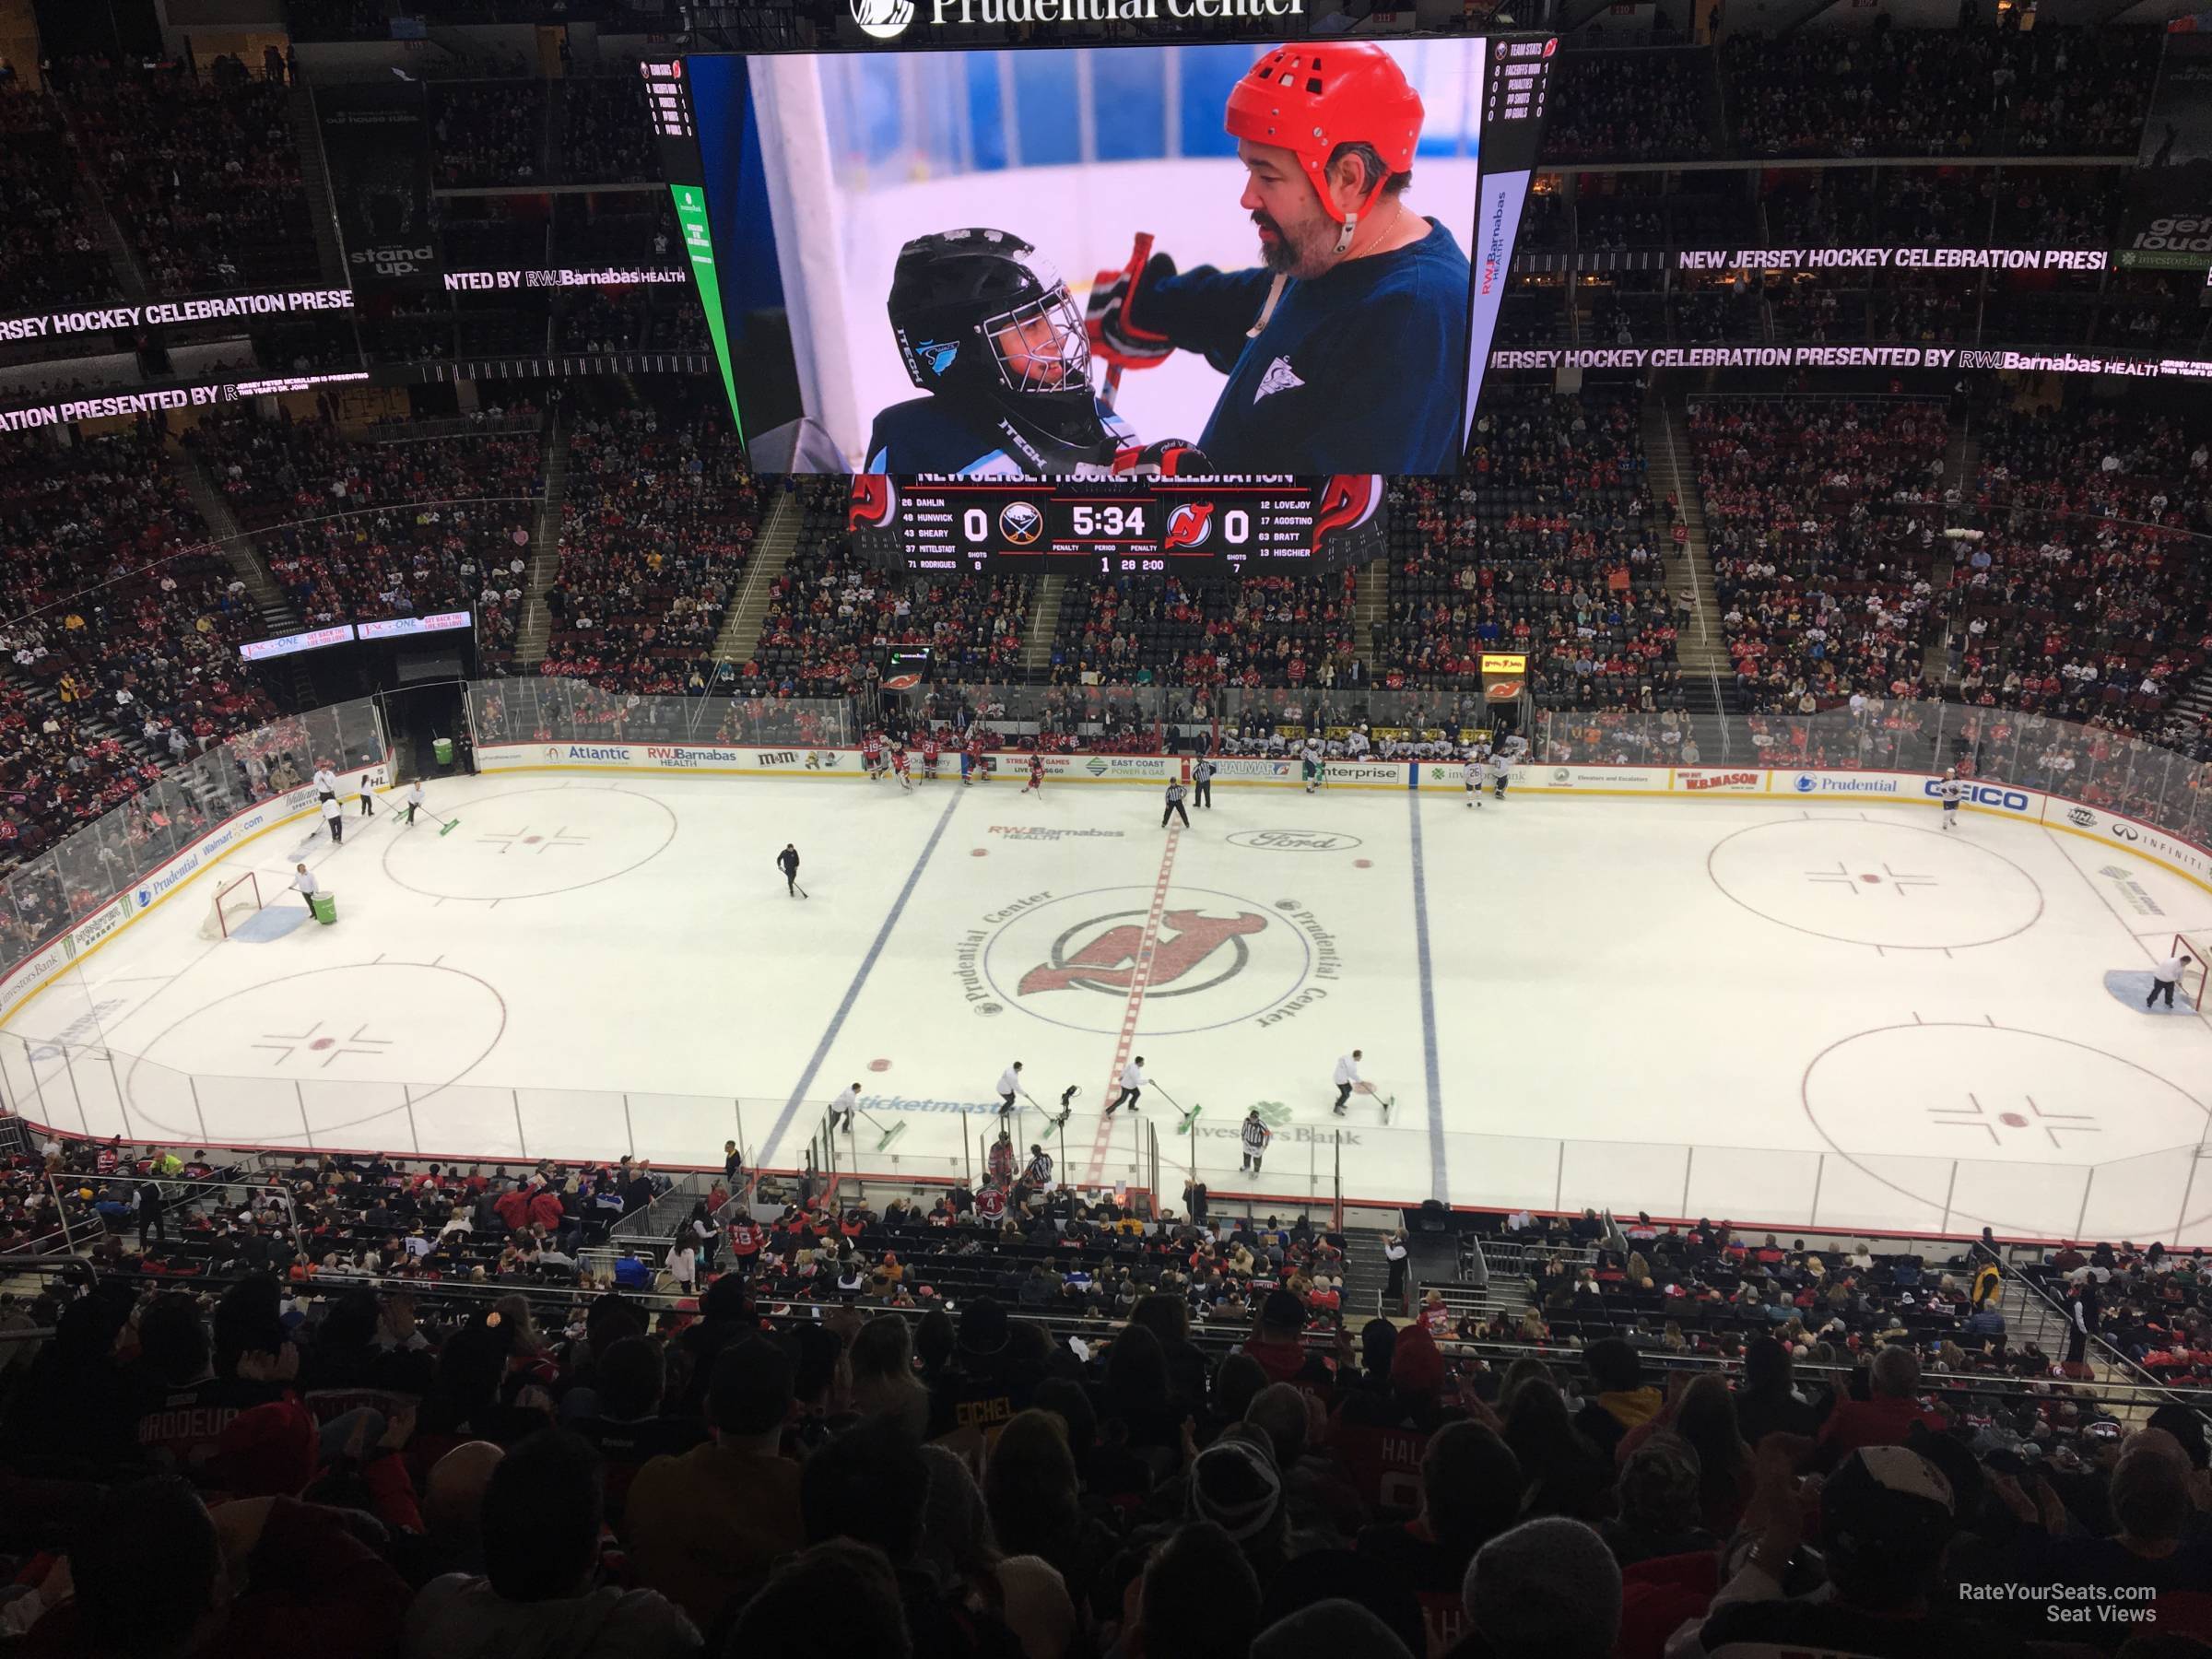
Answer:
[560, 76, 658, 184]
[0, 83, 118, 315]
[0, 1128, 2207, 1659]
[429, 81, 547, 191]
[1720, 26, 2159, 159]
[1042, 569, 1361, 695]
[0, 431, 277, 859]
[58, 60, 315, 293]
[1538, 47, 1716, 164]
[190, 409, 544, 649]
[1945, 403, 2212, 745]
[538, 398, 759, 694]
[1689, 396, 1949, 714]
[1382, 387, 1679, 712]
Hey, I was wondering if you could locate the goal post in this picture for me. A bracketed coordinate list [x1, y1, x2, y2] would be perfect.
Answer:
[2171, 934, 2210, 1011]
[199, 871, 263, 940]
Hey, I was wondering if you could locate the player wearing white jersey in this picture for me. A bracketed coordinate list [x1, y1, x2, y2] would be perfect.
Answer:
[1301, 739, 1324, 794]
[1463, 758, 1484, 809]
[1108, 1056, 1146, 1114]
[1489, 747, 1514, 801]
[1241, 1108, 1273, 1173]
[1333, 1048, 1363, 1116]
[1937, 768, 1963, 829]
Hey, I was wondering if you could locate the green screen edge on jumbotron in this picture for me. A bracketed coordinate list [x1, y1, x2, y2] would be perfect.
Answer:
[670, 183, 742, 446]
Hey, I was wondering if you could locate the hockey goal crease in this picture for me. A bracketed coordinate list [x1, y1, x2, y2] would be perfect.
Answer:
[200, 871, 264, 940]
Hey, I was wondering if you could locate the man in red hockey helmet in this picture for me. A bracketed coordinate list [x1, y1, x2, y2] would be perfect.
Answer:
[1086, 43, 1469, 475]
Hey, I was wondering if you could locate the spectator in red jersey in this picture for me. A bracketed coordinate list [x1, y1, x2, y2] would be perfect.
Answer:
[1817, 1345, 1947, 1461]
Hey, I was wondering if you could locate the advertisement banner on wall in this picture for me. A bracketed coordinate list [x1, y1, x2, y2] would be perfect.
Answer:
[1527, 766, 1668, 793]
[317, 83, 441, 294]
[2122, 32, 2212, 269]
[1673, 770, 1764, 794]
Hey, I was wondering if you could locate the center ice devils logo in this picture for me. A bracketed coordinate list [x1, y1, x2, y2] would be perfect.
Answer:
[1163, 502, 1214, 550]
[850, 0, 913, 40]
[1019, 910, 1266, 998]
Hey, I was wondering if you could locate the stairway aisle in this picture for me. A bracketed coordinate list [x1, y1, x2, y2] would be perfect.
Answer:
[708, 488, 806, 672]
[174, 443, 314, 708]
[1020, 575, 1064, 679]
[1644, 394, 1735, 759]
[514, 411, 571, 668]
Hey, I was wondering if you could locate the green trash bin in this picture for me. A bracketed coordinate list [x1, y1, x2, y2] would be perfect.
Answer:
[432, 736, 454, 767]
[310, 893, 337, 926]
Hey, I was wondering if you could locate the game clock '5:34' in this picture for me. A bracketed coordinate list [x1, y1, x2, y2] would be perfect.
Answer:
[844, 476, 1389, 573]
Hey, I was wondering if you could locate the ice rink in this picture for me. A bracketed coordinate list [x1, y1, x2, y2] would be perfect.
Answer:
[8, 768, 2212, 1245]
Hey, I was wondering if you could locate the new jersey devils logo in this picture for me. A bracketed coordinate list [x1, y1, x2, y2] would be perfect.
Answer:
[1019, 909, 1265, 997]
[847, 474, 896, 533]
[1314, 475, 1381, 544]
[1163, 501, 1214, 550]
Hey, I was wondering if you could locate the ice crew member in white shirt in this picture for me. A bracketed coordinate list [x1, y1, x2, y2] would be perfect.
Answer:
[1489, 746, 1514, 801]
[292, 863, 319, 910]
[312, 764, 337, 805]
[1333, 1049, 1363, 1116]
[830, 1081, 861, 1133]
[2147, 950, 2193, 1011]
[1463, 755, 1485, 809]
[321, 794, 345, 843]
[1240, 1108, 1272, 1173]
[1938, 768, 1964, 830]
[1109, 1056, 1145, 1114]
[404, 780, 425, 826]
[997, 1062, 1025, 1122]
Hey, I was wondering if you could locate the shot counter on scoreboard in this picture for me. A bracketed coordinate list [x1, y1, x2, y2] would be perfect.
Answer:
[844, 476, 1388, 574]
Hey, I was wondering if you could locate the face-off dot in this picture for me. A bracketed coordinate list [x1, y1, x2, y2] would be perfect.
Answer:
[868, 1058, 891, 1072]
[2000, 1112, 2028, 1128]
[310, 1038, 335, 1051]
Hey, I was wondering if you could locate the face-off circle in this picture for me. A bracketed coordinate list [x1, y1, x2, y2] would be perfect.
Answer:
[381, 785, 677, 900]
[122, 962, 508, 1145]
[982, 885, 1314, 1036]
[1801, 1021, 2210, 1235]
[1707, 818, 2043, 949]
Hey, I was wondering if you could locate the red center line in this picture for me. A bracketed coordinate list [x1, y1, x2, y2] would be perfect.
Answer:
[1084, 826, 1180, 1190]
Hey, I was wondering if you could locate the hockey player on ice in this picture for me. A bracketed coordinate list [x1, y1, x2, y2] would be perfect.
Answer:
[1084, 43, 1470, 476]
[1463, 754, 1484, 809]
[866, 230, 1208, 478]
[1301, 735, 1325, 794]
[1489, 745, 1514, 802]
[1937, 767, 1963, 830]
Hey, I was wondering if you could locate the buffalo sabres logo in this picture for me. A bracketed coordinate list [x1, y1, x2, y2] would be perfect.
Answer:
[1020, 909, 1266, 998]
[1163, 501, 1214, 551]
[999, 500, 1045, 546]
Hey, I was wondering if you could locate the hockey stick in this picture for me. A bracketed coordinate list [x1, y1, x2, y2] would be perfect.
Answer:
[1099, 231, 1153, 412]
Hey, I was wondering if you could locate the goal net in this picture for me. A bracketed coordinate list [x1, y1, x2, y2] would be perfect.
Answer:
[2172, 934, 2210, 1011]
[199, 871, 263, 940]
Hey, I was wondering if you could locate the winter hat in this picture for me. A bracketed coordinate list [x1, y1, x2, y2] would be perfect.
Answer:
[216, 1399, 319, 1498]
[1252, 1598, 1412, 1659]
[1389, 1319, 1445, 1394]
[1187, 1438, 1284, 1542]
[1464, 1517, 1622, 1659]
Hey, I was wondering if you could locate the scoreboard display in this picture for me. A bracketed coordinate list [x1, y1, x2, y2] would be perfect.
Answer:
[846, 476, 1387, 575]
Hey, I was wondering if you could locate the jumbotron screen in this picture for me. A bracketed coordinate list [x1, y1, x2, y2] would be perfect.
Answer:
[645, 38, 1554, 478]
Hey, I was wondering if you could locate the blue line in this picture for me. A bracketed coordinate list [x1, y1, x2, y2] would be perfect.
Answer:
[760, 787, 962, 1167]
[1406, 788, 1448, 1202]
